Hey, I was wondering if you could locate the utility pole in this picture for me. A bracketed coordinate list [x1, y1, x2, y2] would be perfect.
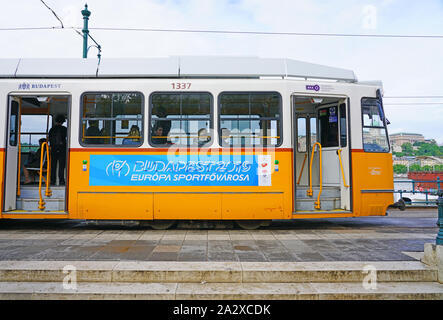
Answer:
[82, 4, 91, 58]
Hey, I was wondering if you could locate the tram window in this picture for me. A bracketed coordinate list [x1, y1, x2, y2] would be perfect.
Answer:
[219, 92, 281, 147]
[80, 93, 143, 146]
[20, 115, 53, 153]
[339, 103, 347, 147]
[318, 106, 339, 148]
[149, 93, 212, 147]
[297, 117, 307, 152]
[310, 117, 317, 148]
[9, 101, 19, 146]
[361, 98, 389, 152]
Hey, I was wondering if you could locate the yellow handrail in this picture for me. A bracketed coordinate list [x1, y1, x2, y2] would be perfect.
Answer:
[38, 142, 52, 210]
[307, 142, 322, 210]
[297, 153, 308, 185]
[45, 105, 52, 197]
[45, 145, 52, 198]
[337, 149, 350, 188]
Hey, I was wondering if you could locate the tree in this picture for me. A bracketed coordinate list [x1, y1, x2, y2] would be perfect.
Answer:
[409, 164, 422, 172]
[401, 143, 414, 156]
[416, 142, 441, 156]
[393, 164, 408, 174]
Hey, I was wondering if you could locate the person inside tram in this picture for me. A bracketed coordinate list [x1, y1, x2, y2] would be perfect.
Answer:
[220, 127, 231, 146]
[85, 120, 103, 144]
[23, 138, 47, 184]
[155, 106, 171, 136]
[48, 114, 67, 186]
[123, 125, 141, 145]
[197, 128, 211, 147]
[151, 124, 168, 145]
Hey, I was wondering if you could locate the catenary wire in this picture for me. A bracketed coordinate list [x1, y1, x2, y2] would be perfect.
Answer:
[1, 26, 443, 39]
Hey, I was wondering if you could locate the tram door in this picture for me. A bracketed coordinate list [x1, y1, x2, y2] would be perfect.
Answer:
[4, 97, 20, 211]
[293, 96, 351, 212]
[294, 113, 318, 187]
[3, 95, 70, 213]
[317, 101, 351, 210]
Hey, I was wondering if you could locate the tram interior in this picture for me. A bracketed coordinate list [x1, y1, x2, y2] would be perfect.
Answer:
[18, 95, 70, 186]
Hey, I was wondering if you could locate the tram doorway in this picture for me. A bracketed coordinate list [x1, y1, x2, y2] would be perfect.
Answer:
[3, 95, 70, 213]
[292, 95, 351, 213]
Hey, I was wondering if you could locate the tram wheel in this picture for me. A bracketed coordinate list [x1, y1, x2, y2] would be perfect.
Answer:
[235, 220, 269, 230]
[149, 220, 176, 230]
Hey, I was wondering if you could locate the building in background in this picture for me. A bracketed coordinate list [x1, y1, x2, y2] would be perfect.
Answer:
[389, 132, 425, 148]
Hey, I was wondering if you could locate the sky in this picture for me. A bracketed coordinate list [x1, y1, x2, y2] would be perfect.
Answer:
[0, 0, 442, 144]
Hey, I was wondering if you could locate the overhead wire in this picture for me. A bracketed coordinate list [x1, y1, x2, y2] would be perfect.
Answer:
[1, 11, 442, 104]
[36, 1, 102, 66]
[39, 0, 64, 28]
[1, 25, 443, 39]
[384, 96, 443, 99]
[86, 27, 443, 39]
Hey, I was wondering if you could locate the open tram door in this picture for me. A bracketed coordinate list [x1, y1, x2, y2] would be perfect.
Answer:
[292, 95, 351, 213]
[3, 94, 70, 215]
[4, 97, 20, 211]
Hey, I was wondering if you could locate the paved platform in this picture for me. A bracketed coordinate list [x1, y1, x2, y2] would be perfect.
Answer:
[0, 208, 438, 262]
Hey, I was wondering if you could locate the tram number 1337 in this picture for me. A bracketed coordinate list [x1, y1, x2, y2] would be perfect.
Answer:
[171, 82, 191, 89]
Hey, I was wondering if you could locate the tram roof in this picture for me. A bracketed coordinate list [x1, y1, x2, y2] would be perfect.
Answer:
[0, 56, 357, 82]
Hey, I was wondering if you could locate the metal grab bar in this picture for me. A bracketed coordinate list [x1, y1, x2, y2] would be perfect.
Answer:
[337, 149, 350, 188]
[297, 153, 308, 185]
[38, 142, 52, 210]
[307, 142, 322, 210]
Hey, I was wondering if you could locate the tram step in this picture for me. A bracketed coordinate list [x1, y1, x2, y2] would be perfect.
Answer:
[19, 186, 66, 199]
[0, 281, 442, 300]
[0, 261, 436, 284]
[296, 197, 341, 211]
[16, 198, 65, 211]
[295, 186, 340, 199]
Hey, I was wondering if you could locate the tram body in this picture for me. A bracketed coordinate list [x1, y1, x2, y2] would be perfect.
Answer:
[0, 57, 394, 226]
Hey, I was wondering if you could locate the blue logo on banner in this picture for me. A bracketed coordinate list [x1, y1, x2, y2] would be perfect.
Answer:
[89, 154, 260, 186]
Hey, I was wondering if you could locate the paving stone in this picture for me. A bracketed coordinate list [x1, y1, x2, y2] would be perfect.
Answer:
[158, 240, 183, 246]
[264, 253, 296, 262]
[153, 245, 181, 253]
[178, 253, 208, 261]
[236, 252, 267, 262]
[295, 252, 327, 261]
[107, 240, 137, 247]
[149, 252, 179, 261]
[207, 252, 238, 262]
[132, 240, 158, 246]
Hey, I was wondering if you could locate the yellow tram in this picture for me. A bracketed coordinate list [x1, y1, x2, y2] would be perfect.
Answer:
[0, 57, 395, 229]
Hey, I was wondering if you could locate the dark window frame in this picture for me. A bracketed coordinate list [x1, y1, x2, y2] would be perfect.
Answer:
[360, 96, 390, 153]
[296, 116, 307, 153]
[218, 91, 283, 148]
[148, 91, 214, 148]
[317, 104, 340, 148]
[79, 91, 145, 148]
[9, 100, 19, 147]
[339, 103, 347, 148]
